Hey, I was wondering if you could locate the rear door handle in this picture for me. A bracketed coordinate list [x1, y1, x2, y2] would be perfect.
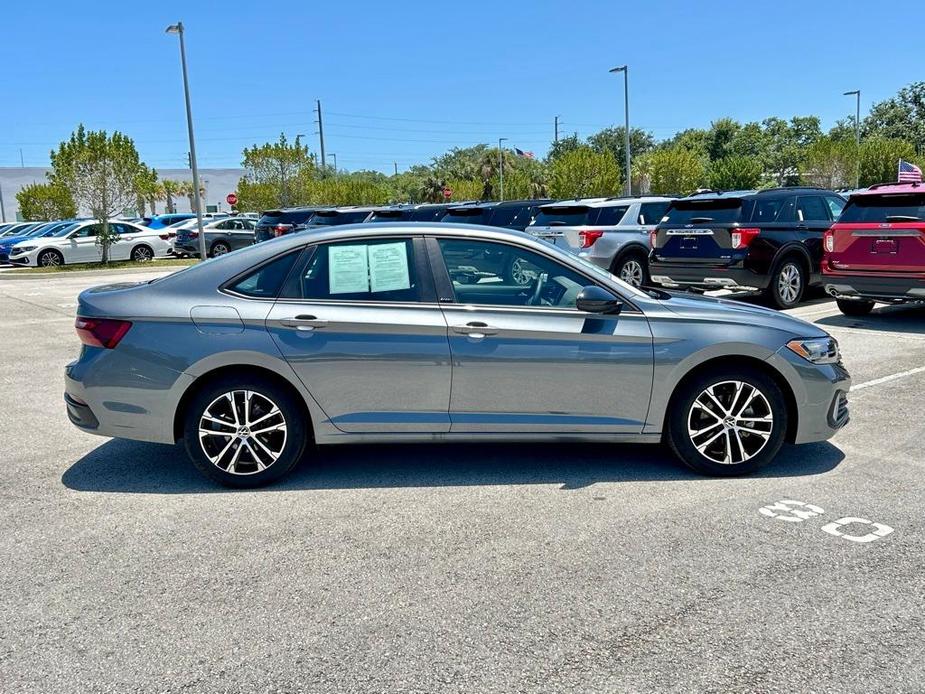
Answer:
[452, 321, 498, 338]
[280, 314, 329, 330]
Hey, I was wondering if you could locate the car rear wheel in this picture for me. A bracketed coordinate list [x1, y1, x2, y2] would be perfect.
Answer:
[210, 241, 231, 257]
[667, 367, 787, 476]
[131, 245, 154, 262]
[613, 251, 649, 288]
[767, 259, 806, 309]
[38, 250, 63, 267]
[836, 298, 875, 316]
[183, 375, 308, 488]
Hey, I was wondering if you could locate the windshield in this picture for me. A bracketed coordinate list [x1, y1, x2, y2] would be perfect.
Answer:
[839, 194, 925, 222]
[661, 199, 745, 225]
[53, 222, 81, 237]
[532, 206, 591, 227]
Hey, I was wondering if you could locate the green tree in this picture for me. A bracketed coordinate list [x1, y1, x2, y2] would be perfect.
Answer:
[16, 182, 77, 221]
[586, 126, 656, 161]
[48, 125, 145, 263]
[661, 128, 710, 157]
[858, 137, 919, 187]
[132, 164, 160, 217]
[864, 82, 925, 153]
[708, 156, 762, 190]
[801, 137, 857, 189]
[761, 116, 822, 186]
[705, 118, 741, 161]
[420, 174, 448, 203]
[643, 146, 706, 195]
[160, 179, 185, 214]
[546, 134, 582, 162]
[548, 147, 621, 199]
[240, 133, 316, 208]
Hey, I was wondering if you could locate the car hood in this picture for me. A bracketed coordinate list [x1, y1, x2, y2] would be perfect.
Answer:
[657, 291, 828, 338]
[0, 235, 39, 249]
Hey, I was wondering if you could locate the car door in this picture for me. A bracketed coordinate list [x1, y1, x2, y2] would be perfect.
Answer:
[430, 236, 654, 434]
[230, 219, 256, 250]
[67, 223, 103, 263]
[264, 236, 452, 433]
[107, 223, 135, 261]
[796, 195, 835, 278]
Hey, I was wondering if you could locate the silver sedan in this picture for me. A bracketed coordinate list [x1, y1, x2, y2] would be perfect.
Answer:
[65, 224, 851, 487]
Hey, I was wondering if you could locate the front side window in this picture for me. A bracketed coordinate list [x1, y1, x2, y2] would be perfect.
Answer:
[72, 224, 101, 239]
[437, 239, 591, 309]
[285, 238, 420, 302]
[796, 195, 830, 222]
[639, 202, 670, 225]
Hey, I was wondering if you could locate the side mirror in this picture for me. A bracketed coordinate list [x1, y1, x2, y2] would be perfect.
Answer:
[576, 285, 623, 314]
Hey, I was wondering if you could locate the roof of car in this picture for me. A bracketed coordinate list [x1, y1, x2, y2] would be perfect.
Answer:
[446, 199, 551, 211]
[681, 186, 837, 201]
[853, 182, 925, 196]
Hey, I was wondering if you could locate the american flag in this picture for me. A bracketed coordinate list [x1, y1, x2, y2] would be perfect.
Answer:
[898, 159, 922, 183]
[514, 147, 535, 159]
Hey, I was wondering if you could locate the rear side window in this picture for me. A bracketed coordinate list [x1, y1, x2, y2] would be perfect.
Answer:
[837, 194, 925, 222]
[591, 206, 629, 226]
[796, 196, 831, 222]
[825, 196, 846, 219]
[638, 202, 670, 225]
[285, 238, 420, 302]
[661, 200, 744, 225]
[487, 205, 528, 228]
[532, 206, 591, 226]
[227, 250, 301, 298]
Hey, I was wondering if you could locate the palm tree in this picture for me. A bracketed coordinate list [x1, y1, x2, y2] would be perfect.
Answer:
[161, 179, 183, 214]
[420, 175, 446, 203]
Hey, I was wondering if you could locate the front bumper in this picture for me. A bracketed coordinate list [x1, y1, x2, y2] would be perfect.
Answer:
[824, 273, 925, 304]
[649, 260, 769, 292]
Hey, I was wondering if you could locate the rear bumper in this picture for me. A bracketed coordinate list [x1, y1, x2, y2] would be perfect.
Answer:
[649, 260, 769, 291]
[824, 272, 925, 303]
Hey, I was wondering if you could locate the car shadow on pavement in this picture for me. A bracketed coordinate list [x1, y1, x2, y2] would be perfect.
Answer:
[817, 304, 925, 334]
[61, 438, 845, 494]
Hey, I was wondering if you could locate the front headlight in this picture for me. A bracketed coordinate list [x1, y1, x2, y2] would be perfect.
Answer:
[13, 246, 36, 253]
[786, 337, 840, 365]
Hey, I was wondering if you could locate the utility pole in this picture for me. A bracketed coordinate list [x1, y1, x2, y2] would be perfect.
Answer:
[19, 149, 24, 168]
[393, 162, 398, 176]
[498, 137, 508, 201]
[0, 184, 6, 222]
[554, 115, 559, 143]
[315, 99, 326, 171]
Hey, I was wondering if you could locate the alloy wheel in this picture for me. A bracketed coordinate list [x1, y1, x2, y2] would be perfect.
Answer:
[132, 246, 153, 262]
[212, 243, 230, 256]
[198, 390, 288, 475]
[619, 259, 644, 287]
[777, 263, 802, 305]
[39, 251, 61, 267]
[687, 380, 774, 465]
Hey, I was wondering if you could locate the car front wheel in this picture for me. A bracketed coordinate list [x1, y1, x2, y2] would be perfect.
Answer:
[183, 375, 308, 488]
[131, 245, 154, 262]
[210, 241, 231, 257]
[614, 251, 649, 288]
[38, 250, 64, 267]
[667, 367, 788, 476]
[768, 259, 806, 309]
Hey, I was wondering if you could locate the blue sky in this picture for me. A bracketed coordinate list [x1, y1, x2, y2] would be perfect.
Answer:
[0, 0, 920, 174]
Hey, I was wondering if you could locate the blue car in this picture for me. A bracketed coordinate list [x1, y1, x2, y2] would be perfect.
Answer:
[0, 220, 78, 262]
[141, 213, 196, 230]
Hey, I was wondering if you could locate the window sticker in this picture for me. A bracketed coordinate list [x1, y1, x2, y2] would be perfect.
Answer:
[328, 244, 369, 294]
[368, 242, 410, 293]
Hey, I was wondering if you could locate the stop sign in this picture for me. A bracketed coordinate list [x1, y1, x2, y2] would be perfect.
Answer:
[226, 192, 238, 206]
[442, 187, 452, 199]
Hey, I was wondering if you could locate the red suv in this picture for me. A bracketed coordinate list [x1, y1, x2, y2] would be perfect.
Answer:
[823, 183, 925, 315]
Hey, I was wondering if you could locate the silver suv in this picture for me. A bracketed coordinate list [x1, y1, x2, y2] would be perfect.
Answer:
[527, 196, 675, 287]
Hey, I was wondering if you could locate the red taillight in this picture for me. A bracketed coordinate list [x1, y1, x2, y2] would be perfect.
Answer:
[731, 227, 760, 250]
[579, 230, 604, 249]
[649, 230, 658, 248]
[824, 230, 835, 253]
[158, 233, 170, 241]
[188, 231, 199, 239]
[75, 317, 132, 349]
[273, 224, 293, 237]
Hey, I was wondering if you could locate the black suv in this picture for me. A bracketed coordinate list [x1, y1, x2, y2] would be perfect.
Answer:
[367, 204, 452, 223]
[441, 200, 552, 231]
[255, 208, 326, 243]
[648, 187, 847, 308]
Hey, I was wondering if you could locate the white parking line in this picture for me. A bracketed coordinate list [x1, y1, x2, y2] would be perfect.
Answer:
[851, 365, 925, 392]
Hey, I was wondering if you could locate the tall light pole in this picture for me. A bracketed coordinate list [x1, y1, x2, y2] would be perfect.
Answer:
[166, 22, 206, 261]
[498, 137, 508, 201]
[844, 90, 861, 189]
[609, 65, 631, 196]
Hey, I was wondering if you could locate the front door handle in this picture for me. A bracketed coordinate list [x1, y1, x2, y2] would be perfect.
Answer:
[452, 321, 498, 338]
[280, 314, 329, 331]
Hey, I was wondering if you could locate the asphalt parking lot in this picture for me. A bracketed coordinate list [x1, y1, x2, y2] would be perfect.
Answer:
[1, 269, 923, 693]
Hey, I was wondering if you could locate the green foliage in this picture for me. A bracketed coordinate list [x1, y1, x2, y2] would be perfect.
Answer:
[444, 178, 483, 202]
[859, 137, 919, 187]
[708, 156, 762, 190]
[642, 147, 706, 195]
[547, 134, 582, 162]
[240, 133, 316, 208]
[801, 137, 858, 189]
[49, 125, 145, 262]
[132, 165, 160, 217]
[548, 147, 621, 199]
[864, 82, 925, 153]
[587, 127, 655, 161]
[16, 182, 77, 221]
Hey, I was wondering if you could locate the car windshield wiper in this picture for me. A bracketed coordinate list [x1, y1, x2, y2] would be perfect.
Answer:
[687, 217, 714, 223]
[546, 220, 568, 226]
[884, 215, 921, 222]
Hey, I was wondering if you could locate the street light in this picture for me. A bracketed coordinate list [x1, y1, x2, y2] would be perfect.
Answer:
[166, 21, 206, 261]
[609, 65, 631, 196]
[844, 90, 861, 189]
[498, 137, 508, 201]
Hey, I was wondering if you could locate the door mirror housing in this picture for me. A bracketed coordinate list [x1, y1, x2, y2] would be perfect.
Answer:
[576, 286, 623, 314]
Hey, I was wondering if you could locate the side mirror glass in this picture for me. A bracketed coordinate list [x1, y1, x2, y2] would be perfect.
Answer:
[576, 285, 623, 314]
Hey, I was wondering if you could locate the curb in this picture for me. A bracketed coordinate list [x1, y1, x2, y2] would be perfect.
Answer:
[0, 264, 183, 281]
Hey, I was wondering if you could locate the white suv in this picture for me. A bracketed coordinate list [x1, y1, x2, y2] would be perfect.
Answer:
[527, 196, 675, 287]
[9, 220, 172, 267]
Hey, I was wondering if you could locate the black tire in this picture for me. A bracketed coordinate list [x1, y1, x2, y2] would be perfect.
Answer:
[836, 298, 875, 316]
[37, 249, 64, 267]
[612, 249, 650, 288]
[183, 375, 309, 488]
[667, 366, 788, 476]
[766, 257, 806, 309]
[131, 244, 154, 262]
[210, 241, 231, 258]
